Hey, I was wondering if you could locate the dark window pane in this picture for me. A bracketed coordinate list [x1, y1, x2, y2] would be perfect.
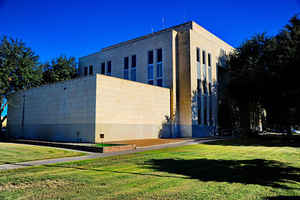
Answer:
[208, 53, 211, 67]
[148, 65, 153, 80]
[131, 68, 136, 81]
[84, 67, 88, 76]
[131, 55, 136, 67]
[204, 96, 207, 125]
[148, 80, 154, 85]
[157, 79, 163, 87]
[202, 51, 206, 65]
[148, 51, 153, 64]
[197, 79, 201, 92]
[107, 61, 111, 74]
[89, 65, 93, 75]
[124, 57, 129, 69]
[196, 48, 200, 62]
[124, 70, 129, 79]
[198, 108, 201, 124]
[101, 62, 105, 74]
[157, 48, 162, 62]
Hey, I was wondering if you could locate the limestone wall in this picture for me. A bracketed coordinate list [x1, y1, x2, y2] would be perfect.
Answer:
[95, 75, 171, 142]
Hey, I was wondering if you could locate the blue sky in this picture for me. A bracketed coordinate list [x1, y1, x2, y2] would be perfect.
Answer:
[0, 0, 299, 64]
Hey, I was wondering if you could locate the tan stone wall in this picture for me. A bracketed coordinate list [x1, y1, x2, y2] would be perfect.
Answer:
[95, 74, 170, 142]
[177, 22, 234, 137]
[7, 76, 97, 142]
[176, 30, 193, 137]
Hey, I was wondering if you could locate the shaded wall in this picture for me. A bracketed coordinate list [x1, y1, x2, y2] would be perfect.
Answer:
[8, 76, 97, 142]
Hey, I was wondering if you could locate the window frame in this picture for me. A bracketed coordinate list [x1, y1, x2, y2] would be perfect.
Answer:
[89, 65, 93, 75]
[107, 61, 111, 75]
[101, 62, 105, 74]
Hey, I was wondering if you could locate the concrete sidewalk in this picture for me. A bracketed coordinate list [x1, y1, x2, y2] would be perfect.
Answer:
[0, 138, 223, 171]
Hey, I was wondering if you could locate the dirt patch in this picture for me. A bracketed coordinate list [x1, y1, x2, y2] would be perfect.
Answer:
[107, 138, 188, 147]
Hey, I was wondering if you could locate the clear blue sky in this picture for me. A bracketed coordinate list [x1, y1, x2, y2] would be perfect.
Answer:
[0, 0, 299, 63]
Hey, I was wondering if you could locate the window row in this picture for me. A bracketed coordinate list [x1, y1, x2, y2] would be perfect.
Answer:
[197, 81, 214, 126]
[100, 61, 112, 76]
[84, 65, 94, 76]
[83, 61, 112, 76]
[196, 48, 212, 83]
[196, 48, 212, 66]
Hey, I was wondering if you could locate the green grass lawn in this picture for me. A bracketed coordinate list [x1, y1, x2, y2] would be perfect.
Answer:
[0, 138, 300, 200]
[0, 142, 86, 165]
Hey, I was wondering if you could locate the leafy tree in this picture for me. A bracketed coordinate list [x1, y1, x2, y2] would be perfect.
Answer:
[42, 56, 77, 84]
[0, 36, 42, 133]
[226, 15, 300, 133]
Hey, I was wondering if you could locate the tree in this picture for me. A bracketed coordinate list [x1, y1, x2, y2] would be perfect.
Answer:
[0, 36, 42, 133]
[42, 56, 77, 84]
[226, 15, 300, 133]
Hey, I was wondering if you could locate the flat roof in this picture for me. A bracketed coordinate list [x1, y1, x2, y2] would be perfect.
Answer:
[80, 21, 233, 59]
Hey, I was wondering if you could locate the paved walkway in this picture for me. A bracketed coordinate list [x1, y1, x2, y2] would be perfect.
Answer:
[0, 138, 223, 171]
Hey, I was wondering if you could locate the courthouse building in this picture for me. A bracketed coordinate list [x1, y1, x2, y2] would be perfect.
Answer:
[8, 21, 233, 142]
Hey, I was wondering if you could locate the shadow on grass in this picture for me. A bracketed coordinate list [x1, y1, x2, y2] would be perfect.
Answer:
[205, 135, 300, 148]
[264, 196, 300, 200]
[45, 158, 300, 190]
[144, 158, 300, 189]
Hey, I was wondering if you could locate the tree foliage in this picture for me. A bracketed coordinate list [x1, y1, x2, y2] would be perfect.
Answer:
[226, 15, 300, 131]
[42, 56, 77, 84]
[0, 36, 78, 133]
[0, 36, 42, 131]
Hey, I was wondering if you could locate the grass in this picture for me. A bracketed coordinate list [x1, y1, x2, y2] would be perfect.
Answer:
[94, 143, 125, 147]
[0, 138, 300, 200]
[0, 142, 86, 165]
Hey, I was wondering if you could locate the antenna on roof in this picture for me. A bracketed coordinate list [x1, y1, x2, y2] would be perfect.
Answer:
[151, 26, 154, 34]
[162, 17, 166, 29]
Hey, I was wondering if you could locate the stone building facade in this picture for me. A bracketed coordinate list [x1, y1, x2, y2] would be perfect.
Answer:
[8, 21, 233, 142]
[79, 21, 233, 138]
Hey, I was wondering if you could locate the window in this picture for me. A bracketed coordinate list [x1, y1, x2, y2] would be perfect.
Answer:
[197, 48, 201, 79]
[131, 55, 136, 81]
[148, 64, 153, 83]
[209, 89, 213, 125]
[124, 57, 129, 79]
[124, 57, 129, 69]
[202, 51, 206, 65]
[84, 67, 88, 76]
[208, 53, 211, 67]
[156, 49, 163, 86]
[196, 48, 200, 62]
[202, 80, 207, 94]
[148, 50, 153, 64]
[89, 65, 93, 75]
[107, 61, 111, 75]
[208, 66, 212, 83]
[203, 96, 207, 125]
[148, 51, 154, 84]
[148, 80, 154, 85]
[157, 48, 162, 62]
[131, 55, 136, 68]
[101, 62, 105, 74]
[157, 79, 163, 86]
[197, 79, 202, 124]
[131, 68, 136, 81]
